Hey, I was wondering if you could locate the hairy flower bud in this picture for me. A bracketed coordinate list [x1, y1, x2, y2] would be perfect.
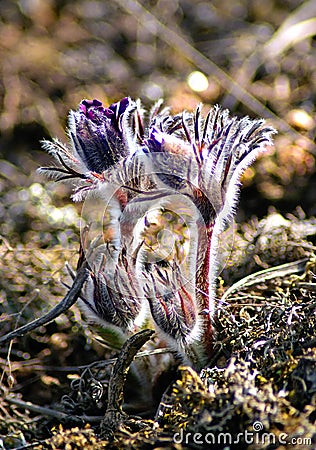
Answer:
[70, 97, 131, 173]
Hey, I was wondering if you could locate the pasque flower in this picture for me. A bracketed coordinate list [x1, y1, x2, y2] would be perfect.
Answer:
[40, 97, 276, 368]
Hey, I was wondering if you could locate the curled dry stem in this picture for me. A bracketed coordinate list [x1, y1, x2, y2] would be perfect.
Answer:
[101, 329, 155, 439]
[0, 263, 89, 347]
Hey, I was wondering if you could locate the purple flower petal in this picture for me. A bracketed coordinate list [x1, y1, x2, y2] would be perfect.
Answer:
[70, 97, 133, 173]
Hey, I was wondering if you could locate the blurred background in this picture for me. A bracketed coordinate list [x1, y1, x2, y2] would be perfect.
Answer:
[0, 0, 315, 425]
